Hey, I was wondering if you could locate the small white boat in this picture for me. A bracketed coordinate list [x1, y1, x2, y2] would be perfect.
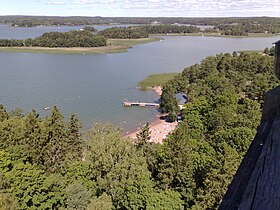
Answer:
[44, 107, 50, 110]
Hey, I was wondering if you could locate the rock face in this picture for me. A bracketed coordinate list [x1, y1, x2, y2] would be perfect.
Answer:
[275, 40, 280, 80]
[219, 41, 280, 210]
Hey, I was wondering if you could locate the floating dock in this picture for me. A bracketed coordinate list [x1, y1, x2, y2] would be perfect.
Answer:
[123, 101, 160, 107]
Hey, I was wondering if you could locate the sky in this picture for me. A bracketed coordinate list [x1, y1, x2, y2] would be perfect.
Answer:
[1, 0, 280, 17]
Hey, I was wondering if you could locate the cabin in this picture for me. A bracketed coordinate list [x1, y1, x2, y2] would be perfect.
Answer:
[175, 93, 188, 105]
[175, 93, 188, 111]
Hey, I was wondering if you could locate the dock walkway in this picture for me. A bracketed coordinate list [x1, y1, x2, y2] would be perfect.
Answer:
[123, 101, 160, 107]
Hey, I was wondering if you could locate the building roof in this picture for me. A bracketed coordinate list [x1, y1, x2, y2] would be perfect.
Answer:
[175, 93, 187, 105]
[273, 40, 280, 45]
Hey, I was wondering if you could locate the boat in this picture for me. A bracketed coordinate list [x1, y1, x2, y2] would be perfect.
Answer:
[44, 107, 50, 110]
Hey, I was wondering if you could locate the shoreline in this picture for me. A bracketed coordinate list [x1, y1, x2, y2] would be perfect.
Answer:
[0, 38, 161, 54]
[0, 45, 129, 54]
[152, 33, 279, 38]
[125, 115, 178, 144]
[137, 85, 163, 95]
[125, 86, 178, 144]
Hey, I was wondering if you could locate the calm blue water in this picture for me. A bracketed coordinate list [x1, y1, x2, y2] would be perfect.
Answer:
[0, 25, 279, 131]
[0, 24, 137, 39]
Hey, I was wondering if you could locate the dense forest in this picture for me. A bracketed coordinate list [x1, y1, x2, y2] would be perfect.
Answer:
[97, 27, 149, 39]
[1, 16, 280, 36]
[97, 25, 200, 39]
[1, 16, 280, 27]
[98, 24, 280, 37]
[83, 26, 97, 32]
[159, 51, 278, 208]
[0, 51, 277, 209]
[138, 25, 200, 34]
[216, 24, 280, 36]
[0, 30, 107, 48]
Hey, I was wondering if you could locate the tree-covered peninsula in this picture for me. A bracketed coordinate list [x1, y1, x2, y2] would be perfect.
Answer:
[0, 50, 277, 209]
[97, 27, 149, 39]
[0, 29, 161, 54]
[97, 25, 201, 38]
[0, 30, 107, 48]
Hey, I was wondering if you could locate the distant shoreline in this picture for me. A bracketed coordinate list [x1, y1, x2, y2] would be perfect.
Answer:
[0, 38, 161, 54]
[152, 33, 279, 38]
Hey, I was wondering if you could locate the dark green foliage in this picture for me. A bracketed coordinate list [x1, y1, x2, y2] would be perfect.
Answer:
[98, 26, 149, 39]
[160, 83, 180, 120]
[0, 30, 107, 48]
[86, 123, 153, 209]
[161, 52, 277, 114]
[139, 24, 200, 34]
[136, 123, 151, 149]
[0, 104, 9, 122]
[41, 106, 68, 173]
[97, 24, 200, 39]
[2, 16, 279, 35]
[24, 110, 43, 166]
[158, 51, 277, 209]
[217, 25, 248, 36]
[156, 125, 197, 208]
[6, 162, 64, 209]
[83, 26, 97, 32]
[86, 193, 113, 210]
[66, 114, 83, 161]
[0, 50, 277, 209]
[146, 189, 184, 210]
[65, 181, 92, 210]
[0, 39, 24, 47]
[264, 46, 275, 56]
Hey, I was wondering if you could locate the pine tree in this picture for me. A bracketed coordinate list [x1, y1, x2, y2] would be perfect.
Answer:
[0, 104, 8, 122]
[66, 114, 83, 161]
[42, 106, 67, 173]
[24, 110, 43, 166]
[136, 123, 151, 149]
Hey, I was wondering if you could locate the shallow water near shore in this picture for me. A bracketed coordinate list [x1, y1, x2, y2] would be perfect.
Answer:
[0, 25, 279, 131]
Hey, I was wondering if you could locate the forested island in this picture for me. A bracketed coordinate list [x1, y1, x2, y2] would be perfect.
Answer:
[1, 16, 280, 36]
[0, 29, 161, 54]
[0, 50, 277, 209]
[0, 30, 107, 48]
[1, 23, 278, 55]
[0, 20, 279, 55]
[97, 25, 201, 39]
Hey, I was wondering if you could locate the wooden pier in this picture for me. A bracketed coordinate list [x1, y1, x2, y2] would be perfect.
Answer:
[123, 101, 160, 108]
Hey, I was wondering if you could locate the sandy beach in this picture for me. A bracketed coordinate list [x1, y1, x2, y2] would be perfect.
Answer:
[125, 118, 177, 144]
[125, 86, 177, 144]
[152, 86, 163, 95]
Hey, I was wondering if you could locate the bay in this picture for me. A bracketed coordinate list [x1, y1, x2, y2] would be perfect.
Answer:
[0, 25, 279, 131]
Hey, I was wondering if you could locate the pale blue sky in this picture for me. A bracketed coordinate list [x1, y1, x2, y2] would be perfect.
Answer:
[1, 0, 280, 17]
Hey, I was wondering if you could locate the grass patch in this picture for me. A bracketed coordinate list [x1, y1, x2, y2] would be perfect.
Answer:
[108, 38, 161, 47]
[139, 73, 178, 88]
[0, 46, 129, 54]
